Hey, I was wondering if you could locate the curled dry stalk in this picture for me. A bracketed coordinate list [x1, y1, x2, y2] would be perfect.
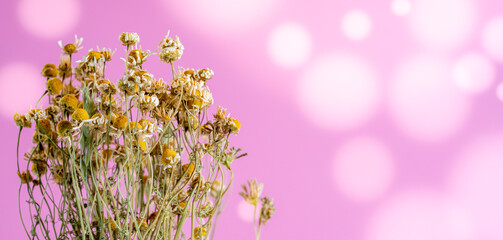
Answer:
[13, 32, 267, 239]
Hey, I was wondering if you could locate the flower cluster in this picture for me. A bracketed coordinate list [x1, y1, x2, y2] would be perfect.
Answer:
[13, 32, 268, 240]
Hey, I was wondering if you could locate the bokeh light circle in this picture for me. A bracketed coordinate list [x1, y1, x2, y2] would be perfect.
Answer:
[298, 53, 380, 131]
[389, 54, 470, 142]
[496, 82, 503, 102]
[333, 136, 394, 202]
[448, 134, 503, 238]
[482, 16, 503, 62]
[366, 191, 474, 240]
[268, 22, 312, 68]
[0, 63, 45, 118]
[391, 0, 412, 16]
[18, 0, 80, 39]
[452, 52, 495, 94]
[165, 0, 279, 33]
[237, 199, 255, 223]
[341, 10, 372, 41]
[409, 0, 476, 50]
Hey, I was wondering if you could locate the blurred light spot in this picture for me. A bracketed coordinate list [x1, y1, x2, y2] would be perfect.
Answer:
[482, 16, 503, 63]
[341, 10, 372, 41]
[18, 0, 80, 39]
[333, 136, 394, 202]
[366, 191, 474, 240]
[165, 0, 278, 34]
[448, 134, 503, 238]
[389, 54, 470, 142]
[496, 82, 503, 102]
[410, 0, 476, 50]
[0, 63, 45, 118]
[237, 199, 255, 223]
[452, 52, 495, 94]
[268, 22, 312, 68]
[298, 53, 380, 131]
[391, 0, 411, 16]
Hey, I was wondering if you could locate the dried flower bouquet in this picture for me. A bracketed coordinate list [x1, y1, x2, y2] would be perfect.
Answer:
[14, 32, 274, 240]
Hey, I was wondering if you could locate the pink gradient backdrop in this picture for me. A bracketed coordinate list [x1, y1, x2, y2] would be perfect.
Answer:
[2, 0, 503, 239]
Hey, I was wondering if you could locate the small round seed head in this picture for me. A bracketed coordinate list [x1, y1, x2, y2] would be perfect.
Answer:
[59, 94, 79, 111]
[87, 50, 102, 62]
[13, 112, 32, 128]
[41, 64, 59, 78]
[36, 119, 53, 135]
[71, 108, 89, 122]
[119, 32, 140, 46]
[46, 78, 63, 95]
[112, 114, 127, 130]
[63, 43, 77, 54]
[56, 120, 73, 137]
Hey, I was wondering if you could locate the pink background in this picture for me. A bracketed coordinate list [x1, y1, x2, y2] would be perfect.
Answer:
[2, 0, 503, 239]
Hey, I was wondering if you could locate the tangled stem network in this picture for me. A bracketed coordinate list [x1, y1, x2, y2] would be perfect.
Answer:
[13, 32, 274, 240]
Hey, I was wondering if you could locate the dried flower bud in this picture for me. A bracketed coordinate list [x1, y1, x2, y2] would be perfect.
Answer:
[42, 64, 59, 78]
[71, 108, 89, 122]
[56, 120, 73, 137]
[46, 78, 63, 95]
[59, 94, 79, 111]
[119, 32, 140, 46]
[259, 196, 276, 225]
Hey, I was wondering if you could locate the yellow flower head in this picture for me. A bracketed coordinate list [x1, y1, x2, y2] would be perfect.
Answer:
[64, 44, 77, 55]
[193, 226, 207, 240]
[41, 63, 58, 78]
[36, 119, 53, 135]
[59, 94, 79, 111]
[182, 163, 195, 176]
[56, 120, 73, 137]
[87, 50, 102, 62]
[71, 108, 89, 122]
[126, 121, 143, 131]
[46, 78, 63, 95]
[134, 140, 147, 151]
[112, 114, 127, 130]
[229, 117, 241, 134]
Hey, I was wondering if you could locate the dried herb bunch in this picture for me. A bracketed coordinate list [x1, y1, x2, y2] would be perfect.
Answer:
[13, 32, 272, 240]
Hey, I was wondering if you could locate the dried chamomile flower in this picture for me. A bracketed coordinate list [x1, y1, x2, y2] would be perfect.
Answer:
[228, 117, 241, 134]
[119, 32, 140, 47]
[126, 48, 150, 66]
[13, 112, 32, 128]
[71, 108, 89, 122]
[46, 78, 63, 95]
[198, 201, 214, 218]
[41, 63, 58, 78]
[97, 46, 116, 61]
[159, 32, 184, 63]
[161, 148, 179, 169]
[59, 94, 79, 111]
[58, 54, 72, 78]
[182, 163, 195, 177]
[193, 226, 207, 240]
[259, 196, 275, 225]
[96, 80, 117, 95]
[31, 162, 48, 177]
[239, 179, 263, 206]
[56, 120, 73, 137]
[58, 34, 83, 55]
[197, 68, 214, 82]
[137, 93, 159, 111]
[112, 114, 127, 130]
[17, 171, 33, 184]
